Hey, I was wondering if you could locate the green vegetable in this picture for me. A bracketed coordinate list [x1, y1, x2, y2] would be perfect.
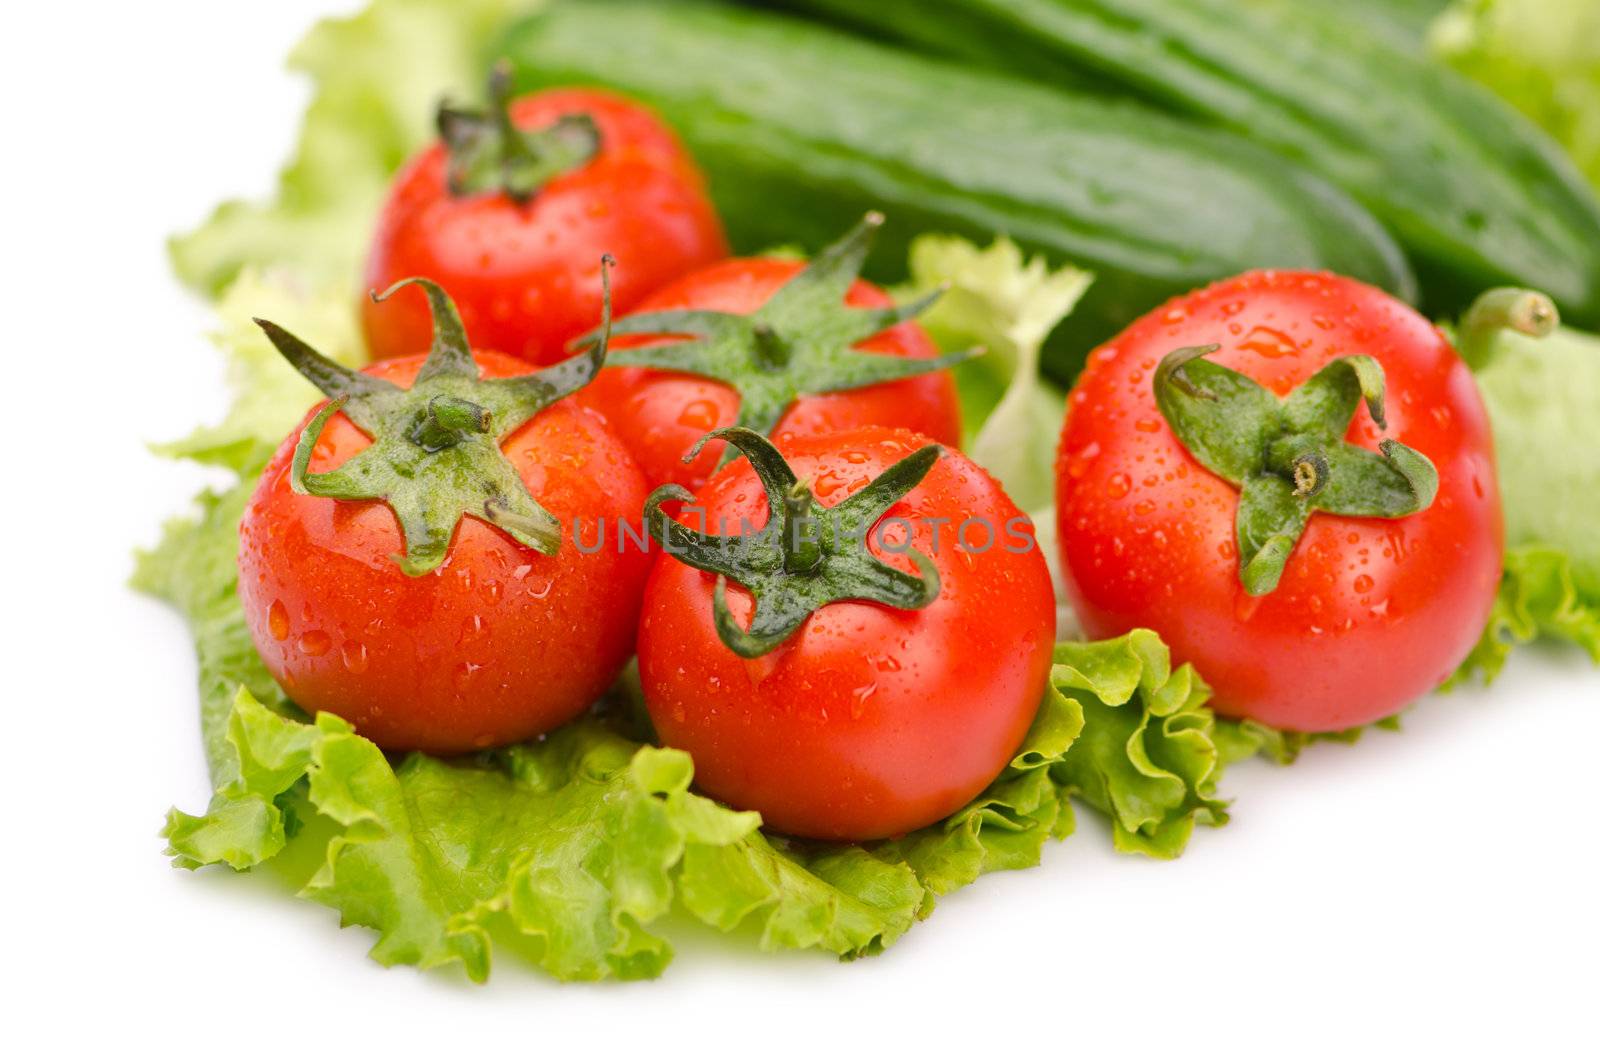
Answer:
[1431, 0, 1600, 193]
[1048, 632, 1230, 858]
[1443, 312, 1600, 683]
[1451, 546, 1600, 685]
[897, 235, 1092, 514]
[1469, 317, 1600, 601]
[500, 0, 1414, 378]
[771, 0, 1600, 329]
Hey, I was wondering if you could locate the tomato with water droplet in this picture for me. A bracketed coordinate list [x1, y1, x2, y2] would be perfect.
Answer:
[363, 88, 726, 365]
[1056, 270, 1502, 731]
[639, 428, 1054, 841]
[239, 350, 653, 753]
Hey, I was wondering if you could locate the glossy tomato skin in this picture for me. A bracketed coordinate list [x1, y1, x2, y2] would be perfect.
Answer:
[639, 427, 1055, 841]
[1056, 270, 1502, 732]
[238, 351, 652, 754]
[363, 88, 728, 365]
[577, 257, 963, 491]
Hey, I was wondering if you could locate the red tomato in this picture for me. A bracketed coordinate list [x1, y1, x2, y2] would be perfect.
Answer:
[577, 257, 963, 491]
[1056, 270, 1503, 732]
[638, 427, 1055, 841]
[362, 87, 727, 365]
[238, 350, 652, 753]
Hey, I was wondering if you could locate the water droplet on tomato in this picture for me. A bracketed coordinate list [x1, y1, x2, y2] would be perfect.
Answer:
[268, 600, 290, 641]
[850, 682, 877, 719]
[814, 469, 847, 499]
[1106, 473, 1131, 499]
[297, 630, 331, 656]
[677, 399, 720, 431]
[1134, 417, 1161, 433]
[1353, 574, 1375, 594]
[1239, 325, 1298, 359]
[341, 640, 369, 674]
[453, 661, 483, 692]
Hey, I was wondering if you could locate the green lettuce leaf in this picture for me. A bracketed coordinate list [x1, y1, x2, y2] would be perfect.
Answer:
[1213, 714, 1403, 767]
[899, 235, 1092, 514]
[170, 0, 537, 296]
[1430, 0, 1600, 192]
[1450, 545, 1600, 685]
[166, 690, 772, 981]
[1047, 630, 1230, 858]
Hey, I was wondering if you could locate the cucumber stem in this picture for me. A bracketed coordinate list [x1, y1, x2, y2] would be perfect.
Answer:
[1458, 287, 1558, 370]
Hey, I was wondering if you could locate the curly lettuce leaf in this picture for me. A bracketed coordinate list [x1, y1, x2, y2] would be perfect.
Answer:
[899, 235, 1092, 513]
[1431, 0, 1600, 192]
[1213, 714, 1403, 767]
[1047, 630, 1230, 858]
[171, 0, 537, 296]
[1450, 545, 1600, 685]
[166, 690, 773, 981]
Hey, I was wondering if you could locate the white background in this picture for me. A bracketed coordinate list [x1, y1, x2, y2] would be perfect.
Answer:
[4, 2, 1595, 1054]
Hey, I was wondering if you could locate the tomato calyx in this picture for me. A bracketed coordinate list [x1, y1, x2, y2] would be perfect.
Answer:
[576, 213, 978, 463]
[1455, 286, 1559, 370]
[437, 60, 600, 203]
[255, 264, 616, 576]
[1154, 345, 1440, 596]
[644, 426, 942, 658]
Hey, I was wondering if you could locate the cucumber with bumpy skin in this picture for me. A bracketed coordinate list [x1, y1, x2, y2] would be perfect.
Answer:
[499, 0, 1414, 378]
[766, 0, 1600, 327]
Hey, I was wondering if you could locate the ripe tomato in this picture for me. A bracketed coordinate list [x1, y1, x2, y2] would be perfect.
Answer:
[578, 249, 964, 493]
[239, 349, 651, 754]
[1056, 270, 1503, 732]
[362, 84, 727, 365]
[638, 426, 1055, 841]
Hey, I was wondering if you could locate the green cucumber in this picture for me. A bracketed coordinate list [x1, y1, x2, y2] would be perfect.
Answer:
[767, 0, 1600, 327]
[500, 0, 1414, 378]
